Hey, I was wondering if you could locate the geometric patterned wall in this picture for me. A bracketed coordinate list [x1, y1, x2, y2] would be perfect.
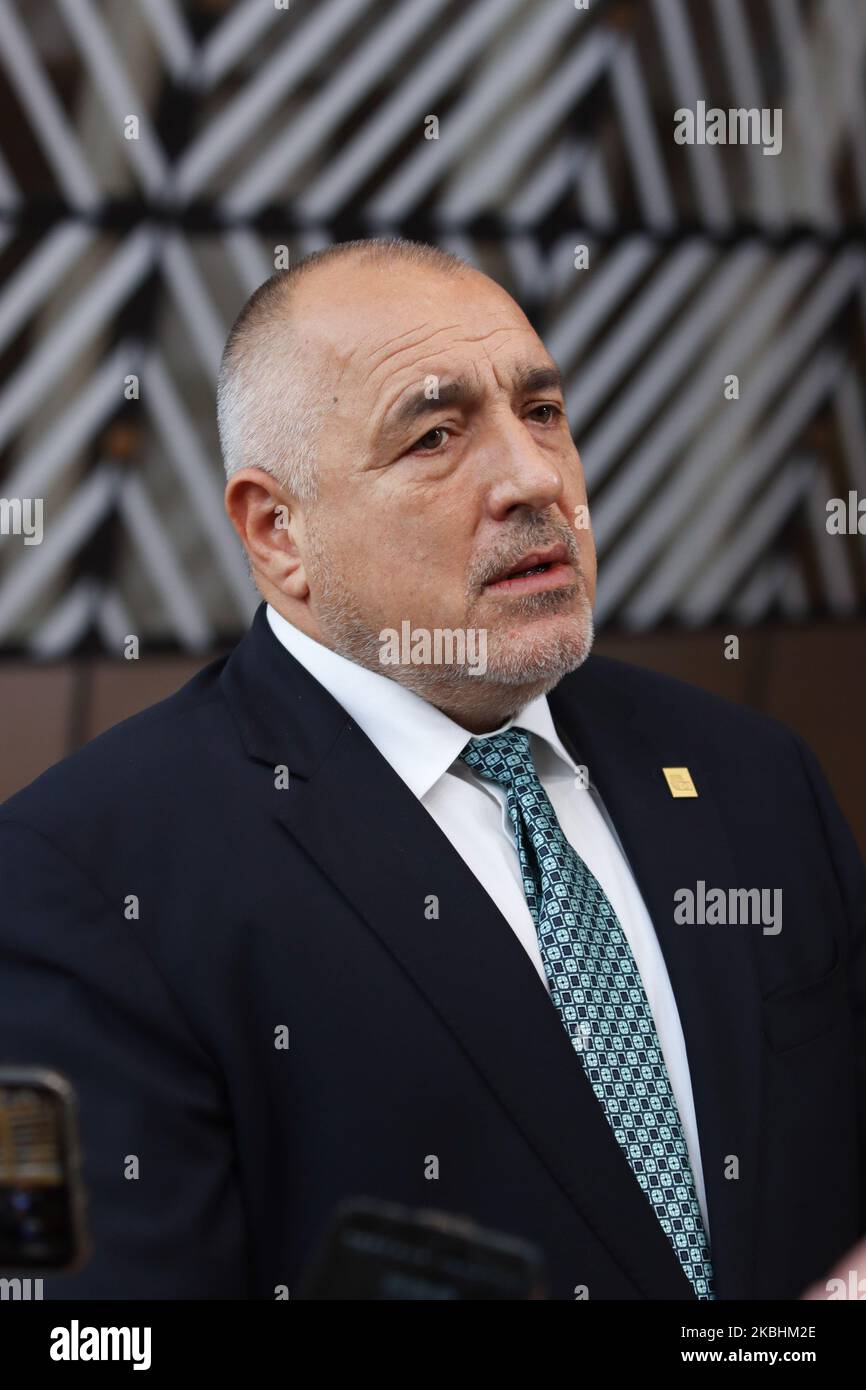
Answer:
[0, 0, 864, 653]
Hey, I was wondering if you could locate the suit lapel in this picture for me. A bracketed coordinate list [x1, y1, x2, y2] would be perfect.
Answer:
[274, 724, 697, 1298]
[220, 606, 750, 1299]
[550, 664, 764, 1300]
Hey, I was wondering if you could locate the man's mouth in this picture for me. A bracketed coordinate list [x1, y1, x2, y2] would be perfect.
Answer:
[483, 544, 577, 594]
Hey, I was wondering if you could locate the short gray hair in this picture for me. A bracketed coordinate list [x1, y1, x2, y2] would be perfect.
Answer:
[216, 237, 470, 503]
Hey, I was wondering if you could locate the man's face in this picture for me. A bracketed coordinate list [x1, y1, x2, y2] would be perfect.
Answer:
[287, 261, 596, 720]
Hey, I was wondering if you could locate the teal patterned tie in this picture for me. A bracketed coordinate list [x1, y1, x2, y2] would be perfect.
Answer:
[460, 727, 715, 1300]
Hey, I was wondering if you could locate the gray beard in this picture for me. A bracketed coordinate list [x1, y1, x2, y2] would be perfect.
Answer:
[304, 537, 595, 704]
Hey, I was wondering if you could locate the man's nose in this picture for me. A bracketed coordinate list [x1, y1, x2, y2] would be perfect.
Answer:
[481, 410, 565, 518]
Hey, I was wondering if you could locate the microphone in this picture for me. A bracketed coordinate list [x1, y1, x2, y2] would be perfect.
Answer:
[296, 1196, 548, 1299]
[0, 1066, 88, 1277]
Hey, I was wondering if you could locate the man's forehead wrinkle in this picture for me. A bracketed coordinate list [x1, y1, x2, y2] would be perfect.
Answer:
[368, 321, 527, 390]
[361, 322, 467, 391]
[372, 320, 450, 359]
[318, 317, 447, 394]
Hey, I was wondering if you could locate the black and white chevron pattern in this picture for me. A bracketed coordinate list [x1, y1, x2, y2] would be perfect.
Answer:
[0, 0, 863, 652]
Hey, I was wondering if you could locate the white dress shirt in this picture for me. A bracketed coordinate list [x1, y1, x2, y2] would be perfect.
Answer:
[265, 603, 710, 1236]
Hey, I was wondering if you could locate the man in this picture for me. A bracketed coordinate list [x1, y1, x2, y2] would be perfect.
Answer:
[1, 237, 864, 1300]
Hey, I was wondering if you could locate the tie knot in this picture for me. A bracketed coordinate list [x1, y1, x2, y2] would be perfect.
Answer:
[459, 726, 534, 790]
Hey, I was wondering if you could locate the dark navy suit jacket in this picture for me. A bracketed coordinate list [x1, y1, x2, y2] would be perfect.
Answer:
[1, 601, 864, 1299]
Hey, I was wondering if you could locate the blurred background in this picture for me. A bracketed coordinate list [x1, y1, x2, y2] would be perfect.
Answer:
[0, 0, 864, 846]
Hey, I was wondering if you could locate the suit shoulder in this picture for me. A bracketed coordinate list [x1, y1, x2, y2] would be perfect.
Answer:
[568, 651, 799, 752]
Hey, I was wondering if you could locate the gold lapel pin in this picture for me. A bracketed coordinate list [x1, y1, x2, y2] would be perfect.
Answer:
[662, 767, 698, 798]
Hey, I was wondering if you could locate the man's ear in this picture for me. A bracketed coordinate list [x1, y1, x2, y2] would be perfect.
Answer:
[224, 468, 309, 598]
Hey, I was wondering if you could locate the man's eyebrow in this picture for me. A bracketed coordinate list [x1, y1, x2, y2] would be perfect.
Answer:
[382, 376, 475, 437]
[516, 364, 564, 396]
[379, 363, 564, 439]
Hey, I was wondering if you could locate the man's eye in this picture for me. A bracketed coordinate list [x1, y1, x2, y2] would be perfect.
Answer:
[529, 403, 563, 424]
[411, 425, 450, 452]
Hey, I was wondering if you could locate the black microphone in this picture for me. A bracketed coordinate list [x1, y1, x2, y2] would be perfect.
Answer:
[296, 1196, 548, 1299]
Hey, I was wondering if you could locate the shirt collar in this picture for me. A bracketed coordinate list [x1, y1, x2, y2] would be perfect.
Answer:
[265, 603, 579, 798]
